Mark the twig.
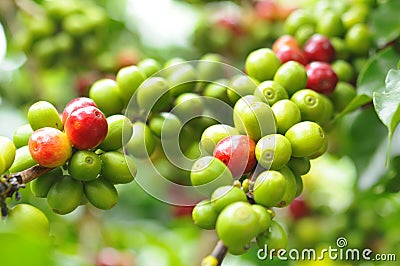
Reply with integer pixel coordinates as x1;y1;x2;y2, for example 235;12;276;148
201;240;228;266
0;165;52;217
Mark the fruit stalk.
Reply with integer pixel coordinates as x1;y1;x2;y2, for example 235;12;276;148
0;165;52;217
201;240;228;266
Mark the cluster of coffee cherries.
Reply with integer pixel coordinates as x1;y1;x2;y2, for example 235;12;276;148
13;0;115;69
6;97;136;215
189;38;355;256
273;31;360;113
192;0;295;58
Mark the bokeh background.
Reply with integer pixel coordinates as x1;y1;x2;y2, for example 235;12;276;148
1;0;400;265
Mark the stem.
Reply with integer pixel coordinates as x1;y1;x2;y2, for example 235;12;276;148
0;165;52;217
201;240;228;266
211;241;228;265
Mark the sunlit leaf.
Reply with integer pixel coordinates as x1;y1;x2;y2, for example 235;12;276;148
357;47;399;97
370;0;400;47
333;47;399;121
373;69;400;164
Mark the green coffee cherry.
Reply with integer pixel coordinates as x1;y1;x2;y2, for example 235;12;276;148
234;101;276;141
190;156;233;197
84;178;119;210
173;93;203;122
203;79;230;104
192;200;219;230
98;115;133;151
68;150;102;181
200;124;239;154
227;75;259;104
116;65;146;104
125;122;156;158
273;61;307;95
284;9;315;35
8;146;37;173
47;175;83;215
13;124;33;148
216;202;259;249
253;170;286;207
255;134;292;170
197;53;225;81
167;63;197;96
137;58;162;78
136;77;171;113
100;151;136;184
0;136;16;174
27;101;63;131
287;157;311;176
271;99;301;134
254;80;289;106
211;185;247;213
295;174;303;197
285;121;325;157
7;204;49;236
89;79;124;116
251;204;272;235
30;167;62;198
245;48;281;82
345;23;372;56
256;220;288;250
277;166;297;207
149;112;182;139
329;81;356;112
290;89;326;123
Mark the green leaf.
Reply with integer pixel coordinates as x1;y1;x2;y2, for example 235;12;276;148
333;94;371;122
373;69;400;164
333;47;399;121
357;47;399;97
370;0;400;47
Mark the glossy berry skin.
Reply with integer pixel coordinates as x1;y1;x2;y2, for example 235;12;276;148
254;80;288;106
216;202;259;250
253;170;286;207
255;134;292;170
192;200;219;230
213;135;257;178
13;124;33;148
28;101;63;131
275;45;308;66
211;185;247;212
61;97;97;125
190;156;233;197
29;127;72;168
306;62;338;95
273;61;308;95
0;136;16;174
303;34;335;63
47;175;83;215
285;121;325;157
272;35;300;52
200;124;239;155
245;48;281;82
64;106;108;150
68;150;102;181
271;99;301;134
84;178;118;210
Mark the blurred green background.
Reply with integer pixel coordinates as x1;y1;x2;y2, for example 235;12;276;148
1;0;400;265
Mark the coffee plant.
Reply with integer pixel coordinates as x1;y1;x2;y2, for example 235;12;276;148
1;0;400;265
